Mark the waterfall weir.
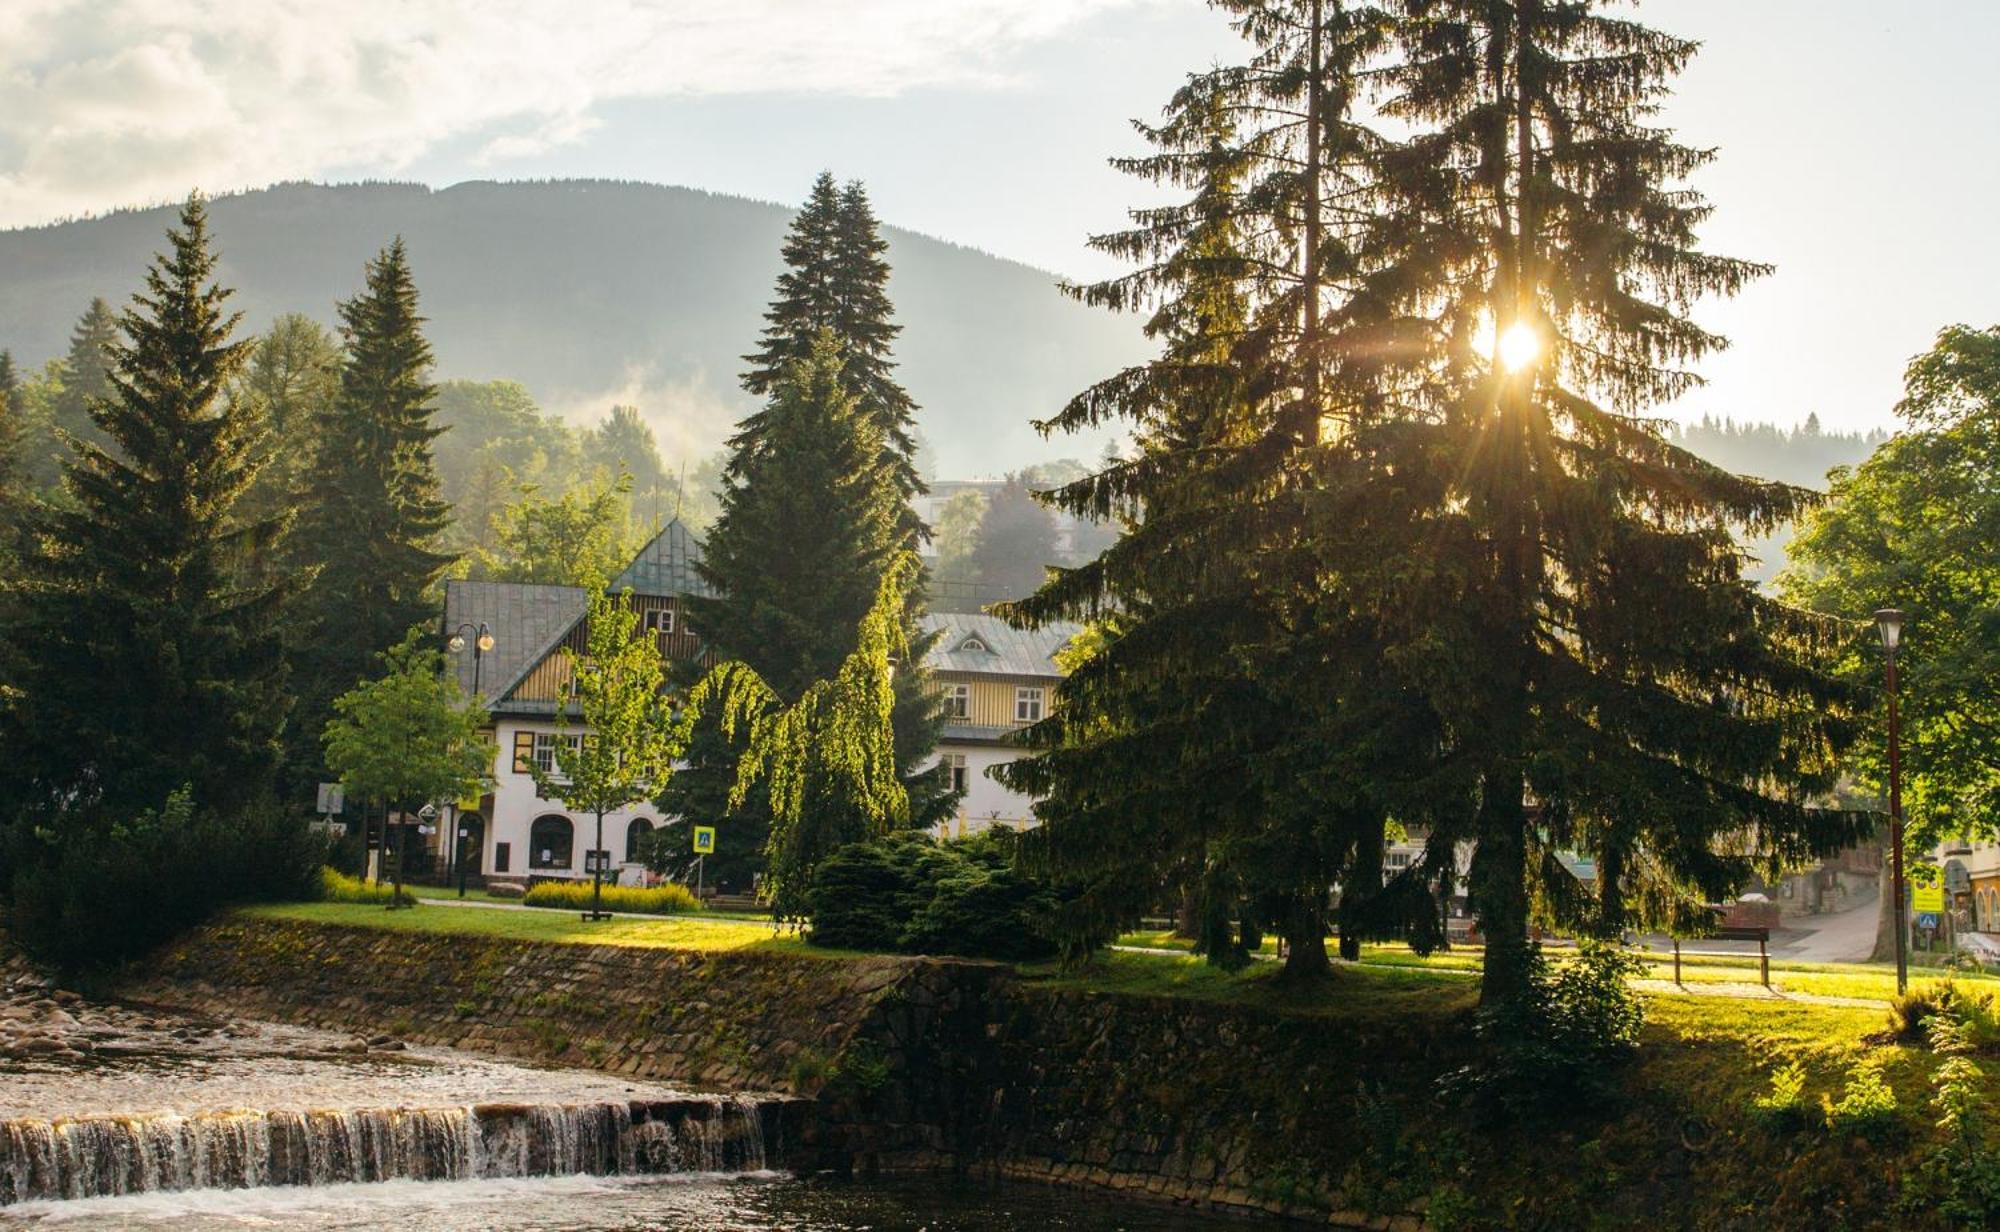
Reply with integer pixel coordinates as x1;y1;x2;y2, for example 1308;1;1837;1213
0;1095;789;1205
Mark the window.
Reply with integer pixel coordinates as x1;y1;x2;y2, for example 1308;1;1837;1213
494;842;511;873
943;754;969;795
512;730;535;774
625;818;654;864
643;608;676;636
942;683;970;720
529;815;574;870
531;732;583;777
956;636;990;654
1015;687;1045;723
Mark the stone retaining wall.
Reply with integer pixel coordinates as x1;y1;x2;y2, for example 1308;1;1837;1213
120;918;1427;1225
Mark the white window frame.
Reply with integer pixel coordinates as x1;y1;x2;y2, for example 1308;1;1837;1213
643;608;676;636
943;683;970;720
1015;686;1045;723
532;732;583;778
944;753;969;795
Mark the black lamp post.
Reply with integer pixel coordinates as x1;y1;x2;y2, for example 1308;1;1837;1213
1875;607;1907;996
448;621;495;697
448;621;495;894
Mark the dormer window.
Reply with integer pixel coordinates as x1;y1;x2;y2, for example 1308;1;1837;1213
957;635;990;654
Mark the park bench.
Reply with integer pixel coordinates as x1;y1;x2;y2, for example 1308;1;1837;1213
1671;926;1772;988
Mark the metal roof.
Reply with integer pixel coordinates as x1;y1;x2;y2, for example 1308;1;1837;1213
921;612;1079;679
441;579;588;707
612;520;712;598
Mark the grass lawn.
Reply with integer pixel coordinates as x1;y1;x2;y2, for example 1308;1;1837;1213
244;901;828;956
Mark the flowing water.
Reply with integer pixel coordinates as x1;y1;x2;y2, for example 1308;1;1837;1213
0;975;1245;1229
0;1173;1251;1229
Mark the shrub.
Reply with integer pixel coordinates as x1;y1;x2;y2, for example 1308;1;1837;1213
1824;1060;1901;1143
6;791;325;971
1438;941;1648;1120
1905;1016;2000;1226
1749;1060;1814;1134
805;829;1058;961
521;879;699;914
1890;980;2000;1049
319;867;417;906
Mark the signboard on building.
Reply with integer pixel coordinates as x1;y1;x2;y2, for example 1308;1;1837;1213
692;826;716;854
315;783;344;815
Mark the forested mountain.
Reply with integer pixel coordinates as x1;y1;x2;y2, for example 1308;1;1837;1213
1668;416;1889;581
0;180;1148;476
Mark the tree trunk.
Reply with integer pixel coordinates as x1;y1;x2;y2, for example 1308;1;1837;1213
1281;893;1331;981
1340;825;1385;961
1472;772;1531;1006
1175;886;1200;940
1595;841;1626;941
1870;864;1900;963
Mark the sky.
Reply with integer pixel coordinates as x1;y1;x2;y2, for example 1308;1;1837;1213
6;0;1997;436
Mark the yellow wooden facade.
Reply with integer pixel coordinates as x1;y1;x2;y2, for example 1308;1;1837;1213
506;595;707;704
931;671;1055;730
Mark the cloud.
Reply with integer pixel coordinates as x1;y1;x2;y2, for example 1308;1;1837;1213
0;0;1154;227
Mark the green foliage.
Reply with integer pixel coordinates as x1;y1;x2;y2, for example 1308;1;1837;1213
0;192;290;826
532;587;687;832
232;313;341;523
322;630;489;813
8;791;323;971
1905;1015;2000;1226
1439;944;1647;1120
47;297;118;459
1889;979;2000;1049
691;556;916;919
521;879;698;915
478;471;637;587
804;830;1056;961
1783;324;2000;848
1824;1060;1902;1143
319;866;416;906
289;239;456;788
1750;1060;1815;1135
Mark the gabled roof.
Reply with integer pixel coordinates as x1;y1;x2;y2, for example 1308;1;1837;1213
921;612;1080;679
442;579;588;706
612;519;712;598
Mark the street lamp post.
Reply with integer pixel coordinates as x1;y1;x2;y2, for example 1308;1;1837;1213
1875;608;1907;996
448;621;496;697
448;621;495;895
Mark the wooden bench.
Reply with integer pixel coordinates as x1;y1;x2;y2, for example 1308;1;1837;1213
1672;926;1772;987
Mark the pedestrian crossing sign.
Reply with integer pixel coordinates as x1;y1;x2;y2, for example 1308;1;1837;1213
692;825;716;854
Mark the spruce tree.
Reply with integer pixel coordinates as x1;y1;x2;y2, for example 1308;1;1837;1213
47;298;120;463
741;172;927;549
0;350;21;513
1324;0;1870;1003
234;313;341;522
289;239;455;788
0;194;289;823
999;1;1401;978
965;474;1061;604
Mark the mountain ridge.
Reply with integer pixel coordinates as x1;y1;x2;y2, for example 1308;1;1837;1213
0;178;1149;475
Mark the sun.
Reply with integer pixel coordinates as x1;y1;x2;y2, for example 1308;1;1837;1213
1496;321;1542;372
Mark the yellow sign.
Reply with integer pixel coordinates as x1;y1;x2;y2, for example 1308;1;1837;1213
692;825;716;855
1912;882;1945;913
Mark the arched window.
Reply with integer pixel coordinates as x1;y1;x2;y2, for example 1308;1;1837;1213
529;815;574;870
625;817;654;864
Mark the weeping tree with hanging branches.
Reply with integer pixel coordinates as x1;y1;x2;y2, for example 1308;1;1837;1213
1307;0;1874;1004
690;553;918;921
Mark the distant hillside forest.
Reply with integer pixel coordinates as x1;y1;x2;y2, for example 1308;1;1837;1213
1666;415;1889;581
0;180;1150;477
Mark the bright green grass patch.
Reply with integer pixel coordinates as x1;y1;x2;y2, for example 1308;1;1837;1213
1027;947;1478;1020
520;880;700;915
243;901;828;956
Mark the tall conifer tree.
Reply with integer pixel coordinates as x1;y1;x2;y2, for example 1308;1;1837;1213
1001;1;1401;977
1317;0;1870;1003
0;194;289;822
48;298;120;458
289;239;454;786
0;350;22;514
